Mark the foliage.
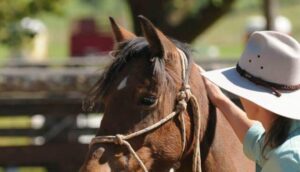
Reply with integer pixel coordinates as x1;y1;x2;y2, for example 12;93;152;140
126;0;236;42
79;0;130;27
0;0;66;48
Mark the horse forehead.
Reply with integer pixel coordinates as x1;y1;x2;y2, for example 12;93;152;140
116;75;153;91
117;76;128;90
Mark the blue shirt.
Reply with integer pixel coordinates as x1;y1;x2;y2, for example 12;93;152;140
243;121;300;172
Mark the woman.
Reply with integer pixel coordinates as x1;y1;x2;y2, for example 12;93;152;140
201;31;300;172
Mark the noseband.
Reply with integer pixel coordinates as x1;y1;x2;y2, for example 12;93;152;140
88;48;202;172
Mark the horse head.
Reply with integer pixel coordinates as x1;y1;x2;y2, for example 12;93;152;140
80;16;210;172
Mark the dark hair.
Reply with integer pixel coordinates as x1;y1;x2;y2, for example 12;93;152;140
262;115;292;158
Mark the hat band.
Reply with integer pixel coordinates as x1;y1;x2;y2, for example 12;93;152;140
236;64;300;97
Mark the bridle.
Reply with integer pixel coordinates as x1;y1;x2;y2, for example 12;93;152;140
88;48;202;172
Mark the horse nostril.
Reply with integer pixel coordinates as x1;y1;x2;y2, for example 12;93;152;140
92;147;105;160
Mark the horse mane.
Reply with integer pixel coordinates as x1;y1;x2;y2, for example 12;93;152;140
83;37;194;112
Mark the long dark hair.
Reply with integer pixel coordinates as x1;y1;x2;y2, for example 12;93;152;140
262;115;292;158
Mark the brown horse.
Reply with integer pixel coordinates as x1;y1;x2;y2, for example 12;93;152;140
80;16;254;172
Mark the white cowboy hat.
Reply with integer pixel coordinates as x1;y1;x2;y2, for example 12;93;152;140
202;31;300;120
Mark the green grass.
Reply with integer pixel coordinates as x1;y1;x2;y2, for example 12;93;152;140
0;116;31;129
0;116;32;146
38;0;130;61
192;1;300;59
0;46;9;63
0;137;32;146
0;167;46;172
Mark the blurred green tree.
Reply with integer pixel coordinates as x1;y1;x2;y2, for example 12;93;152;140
81;0;236;43
0;0;66;48
128;0;236;42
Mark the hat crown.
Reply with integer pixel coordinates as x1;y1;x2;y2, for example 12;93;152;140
239;31;300;86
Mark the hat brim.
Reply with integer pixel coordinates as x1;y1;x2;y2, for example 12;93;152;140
202;67;300;120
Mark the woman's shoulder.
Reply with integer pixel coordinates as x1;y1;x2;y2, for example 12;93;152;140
265;135;300;171
272;134;300;158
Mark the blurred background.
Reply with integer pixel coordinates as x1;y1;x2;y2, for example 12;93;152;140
0;0;298;61
0;0;298;171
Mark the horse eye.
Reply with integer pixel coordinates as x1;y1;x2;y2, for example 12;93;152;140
140;96;157;106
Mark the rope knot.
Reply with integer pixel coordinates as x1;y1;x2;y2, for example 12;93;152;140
176;100;187;111
114;134;125;145
177;88;191;102
176;85;192;111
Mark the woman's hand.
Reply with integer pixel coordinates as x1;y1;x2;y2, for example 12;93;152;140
199;66;254;142
199;67;229;106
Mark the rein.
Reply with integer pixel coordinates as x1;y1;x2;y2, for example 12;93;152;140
88;48;202;172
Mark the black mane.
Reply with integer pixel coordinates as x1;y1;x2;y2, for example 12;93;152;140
83;37;193;112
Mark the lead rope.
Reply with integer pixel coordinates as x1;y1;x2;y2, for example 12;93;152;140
88;48;202;172
89;111;179;172
190;94;202;172
177;48;188;157
177;48;202;172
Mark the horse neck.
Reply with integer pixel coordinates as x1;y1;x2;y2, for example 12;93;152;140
175;63;211;156
189;63;210;123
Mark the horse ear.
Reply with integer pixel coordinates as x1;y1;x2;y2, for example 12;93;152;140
109;17;136;43
138;15;177;58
